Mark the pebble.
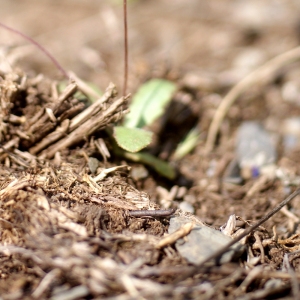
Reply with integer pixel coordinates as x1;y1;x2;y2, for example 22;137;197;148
168;217;244;265
282;81;300;105
179;201;195;214
88;157;100;174
236;121;277;178
232;48;265;72
223;158;243;184
233;1;291;29
282;117;300;152
130;165;149;181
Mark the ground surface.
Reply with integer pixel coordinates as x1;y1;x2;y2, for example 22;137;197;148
1;0;300;299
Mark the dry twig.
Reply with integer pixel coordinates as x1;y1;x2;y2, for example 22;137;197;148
176;188;300;282
205;46;300;153
156;222;194;249
40;93;128;158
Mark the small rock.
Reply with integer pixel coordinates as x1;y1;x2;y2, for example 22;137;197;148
282;81;300;105
223;158;243;184
233;48;265;72
169;217;244;265
130;165;149;181
88;157;100;174
282;117;300;152
183;194;196;204
179;201;194;214
236;121;277;178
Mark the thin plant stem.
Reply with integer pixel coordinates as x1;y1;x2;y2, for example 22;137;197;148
0;22;69;79
123;0;128;96
176;188;300;282
205;45;300;153
197;188;300;267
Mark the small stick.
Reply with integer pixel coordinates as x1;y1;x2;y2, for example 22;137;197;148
196;188;300;268
41;94;127;158
0;22;69;79
128;208;176;217
0;138;19;154
69;71;102;100
123;0;128;96
32;269;60;299
175;188;300;284
253;232;265;264
69;83;116;132
156;222;194;249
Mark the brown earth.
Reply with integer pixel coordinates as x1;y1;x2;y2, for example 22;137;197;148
1;0;300;299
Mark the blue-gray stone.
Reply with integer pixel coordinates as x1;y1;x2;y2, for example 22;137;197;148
236;121;276;170
169;217;244;265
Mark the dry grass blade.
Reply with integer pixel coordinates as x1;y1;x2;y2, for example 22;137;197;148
69;71;102;99
205;46;300;153
32;269;60;299
29;82;118;156
69;82;116;131
283;253;300;299
156;222;194;249
41;94;129;158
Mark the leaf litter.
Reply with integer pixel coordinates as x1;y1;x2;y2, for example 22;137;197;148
1;66;300;300
0;69;196;299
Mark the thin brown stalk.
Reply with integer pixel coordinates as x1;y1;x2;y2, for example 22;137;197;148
175;188;300;283
197;188;300;267
205;45;300;153
123;0;128;96
0;22;69;79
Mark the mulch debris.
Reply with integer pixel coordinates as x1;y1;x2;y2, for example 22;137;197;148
1;67;300;300
3;2;300;295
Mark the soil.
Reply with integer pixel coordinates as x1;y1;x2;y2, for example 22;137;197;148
1;0;300;299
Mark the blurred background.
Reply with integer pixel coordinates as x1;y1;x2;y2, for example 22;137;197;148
0;0;300;93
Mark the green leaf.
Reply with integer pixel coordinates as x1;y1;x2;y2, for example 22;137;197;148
123;151;176;180
113;126;153;153
124;79;177;128
173;127;200;160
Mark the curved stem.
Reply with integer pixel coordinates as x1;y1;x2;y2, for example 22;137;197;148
0;22;69;79
205;46;300;153
123;0;128;96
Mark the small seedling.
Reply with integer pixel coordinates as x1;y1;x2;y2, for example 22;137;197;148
0;1;197;179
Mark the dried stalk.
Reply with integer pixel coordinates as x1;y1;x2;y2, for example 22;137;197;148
196;188;300;267
29;119;70;155
29;83;119;155
69;82;116;132
156;222;194;249
22;82;78;150
40;95;129;158
205;46;300;153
